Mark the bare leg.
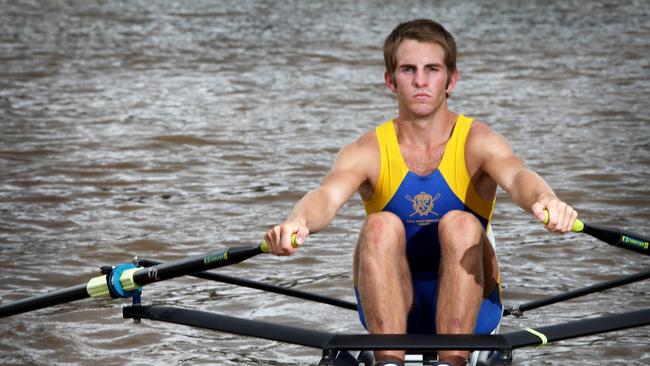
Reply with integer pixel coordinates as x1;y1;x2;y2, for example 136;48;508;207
436;211;499;365
353;212;413;364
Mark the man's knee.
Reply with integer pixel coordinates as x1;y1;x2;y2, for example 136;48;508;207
439;210;482;233
359;211;405;250
354;212;409;286
438;210;484;252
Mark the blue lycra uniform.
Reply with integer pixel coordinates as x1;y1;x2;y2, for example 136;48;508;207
356;114;502;334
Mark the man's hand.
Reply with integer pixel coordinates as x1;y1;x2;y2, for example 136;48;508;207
264;221;309;256
531;197;578;233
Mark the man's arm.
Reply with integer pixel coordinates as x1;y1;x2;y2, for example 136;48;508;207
264;134;375;255
468;122;577;233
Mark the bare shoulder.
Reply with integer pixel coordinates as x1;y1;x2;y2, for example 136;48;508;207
467;119;512;157
468;119;495;139
335;129;378;163
464;119;519;182
327;128;379;198
351;129;378;150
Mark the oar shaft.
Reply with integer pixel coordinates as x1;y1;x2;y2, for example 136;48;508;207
0;284;89;318
543;210;649;255
0;246;262;319
137;258;358;311
129;235;300;287
505;268;650;316
0;236;297;319
582;224;650;255
130;245;264;287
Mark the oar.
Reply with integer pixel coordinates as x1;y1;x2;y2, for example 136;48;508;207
0;236;297;319
136;258;358;311
544;210;649;255
504;268;650;317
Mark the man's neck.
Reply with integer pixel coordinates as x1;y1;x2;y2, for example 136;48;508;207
394;108;457;147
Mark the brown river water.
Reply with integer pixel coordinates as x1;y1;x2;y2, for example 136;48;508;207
0;1;648;365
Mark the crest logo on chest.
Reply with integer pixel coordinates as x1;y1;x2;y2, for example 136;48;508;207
406;191;441;217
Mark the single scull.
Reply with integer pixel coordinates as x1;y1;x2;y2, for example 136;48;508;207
0;217;648;365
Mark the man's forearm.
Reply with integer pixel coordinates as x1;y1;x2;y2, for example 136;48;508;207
509;169;557;213
286;188;339;234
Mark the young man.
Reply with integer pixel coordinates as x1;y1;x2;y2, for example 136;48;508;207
264;19;577;366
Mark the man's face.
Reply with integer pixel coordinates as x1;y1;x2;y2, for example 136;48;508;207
386;40;456;118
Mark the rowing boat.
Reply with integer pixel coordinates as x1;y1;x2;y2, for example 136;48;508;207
0;217;648;365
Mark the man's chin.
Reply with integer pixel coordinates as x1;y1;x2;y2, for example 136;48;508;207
410;106;436;118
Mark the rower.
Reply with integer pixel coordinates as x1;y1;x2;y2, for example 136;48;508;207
265;18;577;366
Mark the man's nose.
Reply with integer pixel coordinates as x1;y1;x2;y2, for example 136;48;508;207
413;68;428;87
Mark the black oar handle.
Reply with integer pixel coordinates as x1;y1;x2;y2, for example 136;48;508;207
129;234;298;288
129;245;264;288
543;210;649;256
582;224;650;255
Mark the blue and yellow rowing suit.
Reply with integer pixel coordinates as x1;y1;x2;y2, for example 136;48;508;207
355;114;502;334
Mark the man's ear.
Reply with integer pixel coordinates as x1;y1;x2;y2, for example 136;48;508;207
384;70;397;94
446;69;459;95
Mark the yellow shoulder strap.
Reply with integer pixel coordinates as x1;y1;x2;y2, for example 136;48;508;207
438;115;494;219
364;120;408;214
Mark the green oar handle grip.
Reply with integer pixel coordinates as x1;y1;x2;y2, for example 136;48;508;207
543;209;584;232
260;233;299;253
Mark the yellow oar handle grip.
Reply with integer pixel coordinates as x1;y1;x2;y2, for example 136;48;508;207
543;209;584;232
260;233;299;253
